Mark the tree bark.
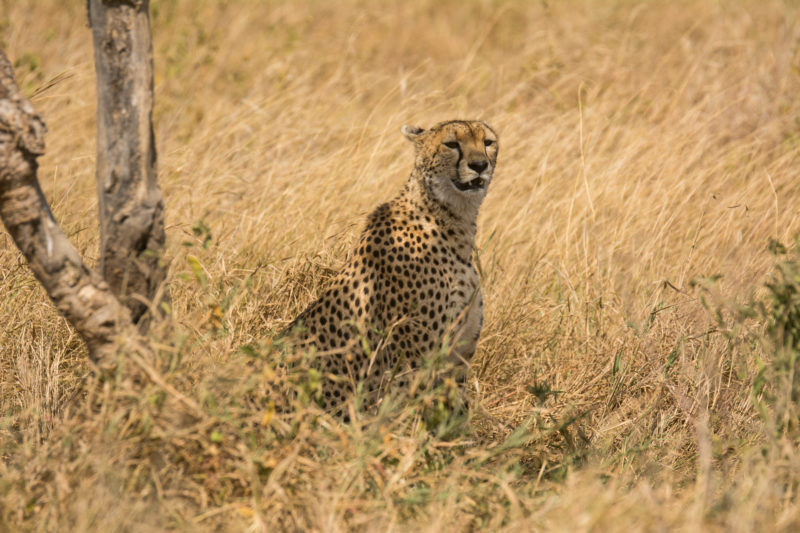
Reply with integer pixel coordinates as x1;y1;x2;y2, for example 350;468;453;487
0;50;133;367
88;0;167;326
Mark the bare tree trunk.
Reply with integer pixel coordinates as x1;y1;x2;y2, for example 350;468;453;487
88;0;167;326
0;50;133;367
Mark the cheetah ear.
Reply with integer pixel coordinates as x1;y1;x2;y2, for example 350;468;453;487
401;125;425;142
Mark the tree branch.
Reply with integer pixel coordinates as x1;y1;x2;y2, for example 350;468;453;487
0;49;133;367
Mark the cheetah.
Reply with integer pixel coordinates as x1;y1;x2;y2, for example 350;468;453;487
285;119;499;414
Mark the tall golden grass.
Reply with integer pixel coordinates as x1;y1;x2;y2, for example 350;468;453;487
2;0;800;530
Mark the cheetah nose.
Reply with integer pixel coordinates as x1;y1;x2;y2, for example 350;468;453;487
468;161;488;173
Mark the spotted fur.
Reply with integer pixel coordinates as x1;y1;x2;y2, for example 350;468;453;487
286;119;499;413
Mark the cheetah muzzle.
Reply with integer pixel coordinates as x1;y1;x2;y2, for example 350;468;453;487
283;119;499;417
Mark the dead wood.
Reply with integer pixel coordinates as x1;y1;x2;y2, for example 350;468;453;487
0;49;133;367
88;0;168;326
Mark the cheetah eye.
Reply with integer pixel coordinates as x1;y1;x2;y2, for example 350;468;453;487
443;141;459;150
484;139;495;147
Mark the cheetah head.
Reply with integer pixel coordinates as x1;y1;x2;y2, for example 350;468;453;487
402;120;498;216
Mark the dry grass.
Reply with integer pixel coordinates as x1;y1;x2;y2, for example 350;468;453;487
2;0;800;530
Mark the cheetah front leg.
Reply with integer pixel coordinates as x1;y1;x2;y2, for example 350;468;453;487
448;289;483;377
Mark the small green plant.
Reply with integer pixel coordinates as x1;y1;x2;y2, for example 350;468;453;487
702;238;800;441
527;377;562;404
751;240;800;438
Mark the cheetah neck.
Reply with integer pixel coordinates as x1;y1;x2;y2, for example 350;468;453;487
399;171;479;257
412;170;482;220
